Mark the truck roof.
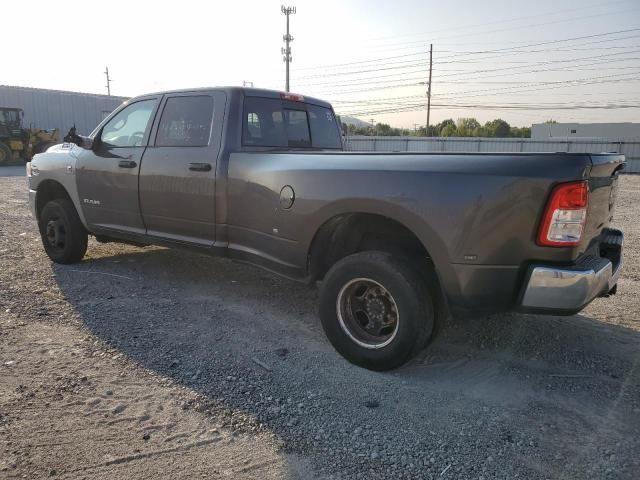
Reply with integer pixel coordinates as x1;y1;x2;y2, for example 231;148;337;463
133;87;334;109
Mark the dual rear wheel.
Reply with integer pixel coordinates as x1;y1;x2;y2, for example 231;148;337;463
319;251;436;371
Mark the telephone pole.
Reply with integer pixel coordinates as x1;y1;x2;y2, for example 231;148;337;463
281;5;296;92
426;44;433;136
243;80;254;87
104;66;112;96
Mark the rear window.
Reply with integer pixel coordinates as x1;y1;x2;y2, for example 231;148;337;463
242;97;341;149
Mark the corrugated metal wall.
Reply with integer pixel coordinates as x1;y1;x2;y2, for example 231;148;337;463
0;86;127;138
345;136;640;173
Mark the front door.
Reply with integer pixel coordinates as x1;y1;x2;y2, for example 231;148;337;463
138;92;224;245
76;97;159;235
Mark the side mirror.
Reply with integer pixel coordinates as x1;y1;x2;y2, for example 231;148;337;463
64;126;95;150
79;135;95;150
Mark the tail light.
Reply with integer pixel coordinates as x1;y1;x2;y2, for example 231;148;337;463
537;180;589;247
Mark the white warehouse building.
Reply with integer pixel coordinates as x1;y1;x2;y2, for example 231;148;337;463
531;122;640;140
0;85;127;138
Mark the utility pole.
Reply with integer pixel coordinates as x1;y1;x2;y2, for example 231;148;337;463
370;118;376;135
281;5;296;92
426;44;433;136
104;66;112;96
243;80;254;87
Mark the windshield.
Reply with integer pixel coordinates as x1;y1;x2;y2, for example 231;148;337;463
0;109;20;127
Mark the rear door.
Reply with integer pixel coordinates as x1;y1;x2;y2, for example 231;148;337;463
138;91;225;245
76;97;159;234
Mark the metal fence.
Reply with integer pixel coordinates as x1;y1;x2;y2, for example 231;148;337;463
345;136;640;173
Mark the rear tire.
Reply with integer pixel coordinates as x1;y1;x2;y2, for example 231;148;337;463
38;199;88;264
0;143;12;166
319;251;435;371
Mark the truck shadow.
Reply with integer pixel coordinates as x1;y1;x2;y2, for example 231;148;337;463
52;243;640;476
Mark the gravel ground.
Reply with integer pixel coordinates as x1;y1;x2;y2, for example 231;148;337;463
1;165;639;479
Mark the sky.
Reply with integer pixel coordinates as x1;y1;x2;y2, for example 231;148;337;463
5;0;640;128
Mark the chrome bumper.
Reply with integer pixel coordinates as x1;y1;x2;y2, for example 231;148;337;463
520;230;623;312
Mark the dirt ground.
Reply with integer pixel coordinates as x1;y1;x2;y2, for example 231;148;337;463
1;165;639;479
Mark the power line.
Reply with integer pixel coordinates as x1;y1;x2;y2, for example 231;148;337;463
338;78;639;115
340;102;640;115
291;29;640;75
358;7;640;52
338;95;640;115
317;69;640;97
295;61;429;80
431;52;640;80
333;90;639;106
306;52;640;93
430;70;640;99
293;50;425;72
297;57;638;91
359;0;633;44
295;49;640;89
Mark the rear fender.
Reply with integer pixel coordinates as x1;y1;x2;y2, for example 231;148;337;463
304;198;462;306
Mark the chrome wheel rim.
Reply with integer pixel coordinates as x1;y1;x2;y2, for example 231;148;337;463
336;277;399;349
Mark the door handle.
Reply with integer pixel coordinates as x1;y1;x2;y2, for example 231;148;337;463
189;162;212;172
118;160;137;168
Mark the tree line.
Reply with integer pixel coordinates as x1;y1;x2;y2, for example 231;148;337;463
341;118;531;138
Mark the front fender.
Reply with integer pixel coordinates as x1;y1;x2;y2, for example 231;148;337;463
28;144;88;228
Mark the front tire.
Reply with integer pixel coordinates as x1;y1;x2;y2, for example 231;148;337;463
319;251;435;371
38;199;88;264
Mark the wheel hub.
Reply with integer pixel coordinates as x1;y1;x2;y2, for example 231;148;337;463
45;219;66;250
366;297;386;320
336;278;400;350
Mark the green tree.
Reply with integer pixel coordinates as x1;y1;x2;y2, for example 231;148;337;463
435;119;455;136
473;126;489;137
440;124;457;137
485;119;511;137
374;123;402;136
509;126;531;138
456;118;480;137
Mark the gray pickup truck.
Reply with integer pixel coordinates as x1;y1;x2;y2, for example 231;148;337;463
27;87;624;370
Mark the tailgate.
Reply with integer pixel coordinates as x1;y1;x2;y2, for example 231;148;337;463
583;153;625;245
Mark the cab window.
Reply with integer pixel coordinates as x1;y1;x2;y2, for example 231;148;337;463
101;99;157;147
242;97;341;149
155;96;214;147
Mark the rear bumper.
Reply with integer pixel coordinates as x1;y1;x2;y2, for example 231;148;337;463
519;229;623;314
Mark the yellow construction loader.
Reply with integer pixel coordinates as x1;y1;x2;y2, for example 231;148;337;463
0;107;59;165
